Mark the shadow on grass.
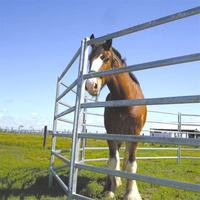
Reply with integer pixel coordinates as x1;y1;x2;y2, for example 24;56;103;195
0;173;101;200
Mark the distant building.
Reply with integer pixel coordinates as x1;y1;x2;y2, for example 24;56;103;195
150;130;172;138
150;123;200;139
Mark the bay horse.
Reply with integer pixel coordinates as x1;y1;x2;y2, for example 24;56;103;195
85;34;147;200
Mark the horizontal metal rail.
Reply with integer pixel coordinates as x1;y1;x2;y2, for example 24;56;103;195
59;101;72;108
53;132;200;147
83;147;110;150
50;167;69;193
180;157;200;159
54;149;71;153
59;47;81;81
60;81;77;94
72;193;94;200
83;147;200;151
81;95;200;108
83;156;200;162
84;147;176;151
83;157;179;162
78;133;200;146
147;120;178;125
84;53;200;80
87;112;103;116
75;163;200;193
182;113;200;117
53;133;73;137
181;149;200;151
53;164;70;171
149;130;198;135
87;7;200;45
86;123;104;128
57;118;73;124
52;151;71;165
57;101;198;123
55;106;75;120
86;109;180;118
57;79;78;102
181;123;200;126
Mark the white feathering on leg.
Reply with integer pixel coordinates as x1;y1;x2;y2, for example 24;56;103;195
107;151;122;187
124;161;142;200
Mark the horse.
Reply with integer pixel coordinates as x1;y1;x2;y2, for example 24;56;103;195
85;34;147;200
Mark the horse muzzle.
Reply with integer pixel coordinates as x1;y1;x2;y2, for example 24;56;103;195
85;78;100;96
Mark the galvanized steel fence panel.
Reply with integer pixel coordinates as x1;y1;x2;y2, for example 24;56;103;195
49;6;200;199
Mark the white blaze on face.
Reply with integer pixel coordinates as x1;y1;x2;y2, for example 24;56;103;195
90;54;103;72
85;54;103;96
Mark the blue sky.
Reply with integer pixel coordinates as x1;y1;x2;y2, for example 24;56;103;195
0;0;200;132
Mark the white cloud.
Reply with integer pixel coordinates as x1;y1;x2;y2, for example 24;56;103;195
0;113;53;130
0;108;7;112
30;112;38;116
0;115;18;128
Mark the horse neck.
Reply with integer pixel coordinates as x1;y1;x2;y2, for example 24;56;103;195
107;62;139;100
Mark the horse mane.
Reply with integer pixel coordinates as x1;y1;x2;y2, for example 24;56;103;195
89;43;140;86
112;47;140;86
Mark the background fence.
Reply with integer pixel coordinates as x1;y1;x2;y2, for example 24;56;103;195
49;6;200;200
0;127;44;134
79;109;200;165
0;127;71;135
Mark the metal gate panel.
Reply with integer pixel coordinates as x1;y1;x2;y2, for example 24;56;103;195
49;6;200;200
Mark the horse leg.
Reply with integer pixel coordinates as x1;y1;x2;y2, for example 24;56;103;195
103;140;122;198
124;142;142;200
123;141;130;171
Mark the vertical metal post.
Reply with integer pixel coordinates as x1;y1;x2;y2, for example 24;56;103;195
49;77;60;188
177;112;182;164
80;96;88;163
68;38;89;199
43;125;47;148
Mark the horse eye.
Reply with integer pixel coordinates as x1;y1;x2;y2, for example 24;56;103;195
103;58;109;63
100;55;105;60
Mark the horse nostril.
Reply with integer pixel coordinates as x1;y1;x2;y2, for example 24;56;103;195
85;84;87;91
94;83;98;89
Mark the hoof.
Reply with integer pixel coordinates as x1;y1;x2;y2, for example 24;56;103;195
116;176;122;187
123;193;142;200
108;191;115;198
103;191;116;199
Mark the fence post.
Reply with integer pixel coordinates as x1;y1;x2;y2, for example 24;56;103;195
177;112;182;164
80;96;88;164
67;38;89;199
43;126;47;148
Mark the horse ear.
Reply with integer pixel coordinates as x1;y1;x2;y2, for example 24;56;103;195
104;39;112;51
90;34;95;48
90;34;95;39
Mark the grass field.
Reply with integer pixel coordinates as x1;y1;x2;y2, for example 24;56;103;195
0;132;200;200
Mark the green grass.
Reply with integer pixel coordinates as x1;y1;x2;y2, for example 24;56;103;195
0;132;200;200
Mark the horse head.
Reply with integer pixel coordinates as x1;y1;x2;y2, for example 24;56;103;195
85;34;115;96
